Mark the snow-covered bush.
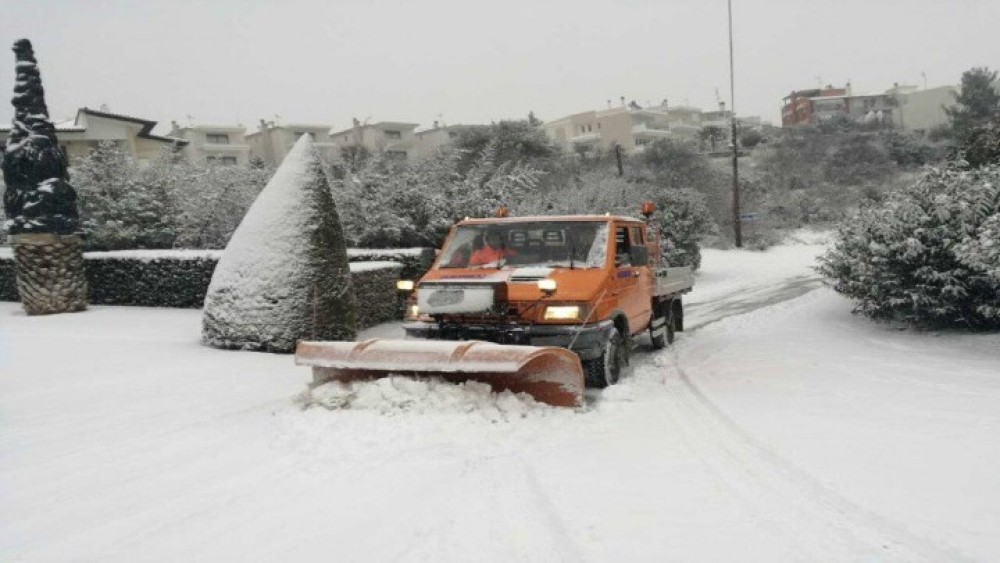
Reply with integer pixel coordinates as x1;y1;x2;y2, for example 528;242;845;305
74;142;179;249
819;165;1000;328
962;120;1000;168
334;144;542;248
72;142;272;250
203;136;357;352
543;169;714;269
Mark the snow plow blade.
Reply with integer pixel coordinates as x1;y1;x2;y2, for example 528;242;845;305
295;339;585;408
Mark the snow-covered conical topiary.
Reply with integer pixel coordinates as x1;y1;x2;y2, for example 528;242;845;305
202;135;357;352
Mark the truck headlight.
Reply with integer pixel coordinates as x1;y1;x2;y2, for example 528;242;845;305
407;304;420;318
544;305;581;320
397;280;415;291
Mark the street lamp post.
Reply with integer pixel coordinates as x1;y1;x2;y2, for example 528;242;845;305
728;0;743;247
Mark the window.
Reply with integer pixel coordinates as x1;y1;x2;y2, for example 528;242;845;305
207;156;238;166
630;226;643;244
384;130;402;140
206;133;230;144
437;222;609;269
615;226;631;267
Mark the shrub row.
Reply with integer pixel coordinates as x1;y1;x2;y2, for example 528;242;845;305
347;247;436;281
0;249;430;329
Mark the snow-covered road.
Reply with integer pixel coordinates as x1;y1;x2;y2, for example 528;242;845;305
2;237;999;562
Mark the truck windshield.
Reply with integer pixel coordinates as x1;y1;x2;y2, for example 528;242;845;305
437;221;609;269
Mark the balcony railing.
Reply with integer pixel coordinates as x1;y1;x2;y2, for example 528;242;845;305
631;123;672;137
569;132;600;144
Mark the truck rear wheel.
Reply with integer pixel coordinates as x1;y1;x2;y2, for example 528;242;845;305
584;330;628;388
649;300;675;349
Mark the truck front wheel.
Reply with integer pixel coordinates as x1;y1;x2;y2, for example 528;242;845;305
584;330;628;388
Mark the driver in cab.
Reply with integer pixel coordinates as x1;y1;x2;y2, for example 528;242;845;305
469;228;516;266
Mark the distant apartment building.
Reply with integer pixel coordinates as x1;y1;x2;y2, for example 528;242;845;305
781;87;851;127
413;122;476;159
246;120;339;166
169;123;252;166
543;104;688;154
892;85;958;133
328;119;420;160
0;107;186;164
542;99;763;154
782;83;957;132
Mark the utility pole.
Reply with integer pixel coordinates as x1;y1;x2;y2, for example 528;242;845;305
728;0;742;247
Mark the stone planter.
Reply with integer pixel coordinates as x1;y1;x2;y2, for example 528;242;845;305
11;233;87;315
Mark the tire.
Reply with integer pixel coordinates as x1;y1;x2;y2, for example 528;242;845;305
649;301;675;349
584;330;628;388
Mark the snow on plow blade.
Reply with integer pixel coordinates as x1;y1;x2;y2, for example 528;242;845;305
295;339;585;407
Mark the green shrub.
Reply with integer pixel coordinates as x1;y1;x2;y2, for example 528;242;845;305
819;165;1000;328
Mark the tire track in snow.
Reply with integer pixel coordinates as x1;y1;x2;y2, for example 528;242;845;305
386;454;586;563
665;357;973;562
683;274;824;332
637;277;974;562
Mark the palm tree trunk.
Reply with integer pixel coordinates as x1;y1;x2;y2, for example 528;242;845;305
11;233;88;315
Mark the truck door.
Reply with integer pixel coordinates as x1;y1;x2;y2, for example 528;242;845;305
612;224;649;334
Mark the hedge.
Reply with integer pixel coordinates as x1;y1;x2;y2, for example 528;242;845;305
0;248;433;329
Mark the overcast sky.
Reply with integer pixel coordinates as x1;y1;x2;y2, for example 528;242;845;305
2;0;998;133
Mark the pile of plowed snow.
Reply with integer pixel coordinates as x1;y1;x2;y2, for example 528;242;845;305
299;377;566;421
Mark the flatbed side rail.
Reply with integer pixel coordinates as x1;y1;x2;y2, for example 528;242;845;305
654;266;694;297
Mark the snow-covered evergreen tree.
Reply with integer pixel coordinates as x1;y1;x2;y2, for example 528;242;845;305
2;39;80;236
2;39;87;315
819;165;1000;328
202;136;357;352
334;143;541;248
70;143;272;250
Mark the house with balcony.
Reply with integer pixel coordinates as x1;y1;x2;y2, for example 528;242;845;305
245;120;339;166
780;83;949;129
542;103;701;154
169;123;252;166
327;119;420;160
0;107;186;165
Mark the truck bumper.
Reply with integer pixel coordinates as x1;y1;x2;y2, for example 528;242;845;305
403;320;615;361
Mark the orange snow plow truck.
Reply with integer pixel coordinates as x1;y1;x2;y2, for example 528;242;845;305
295;203;694;407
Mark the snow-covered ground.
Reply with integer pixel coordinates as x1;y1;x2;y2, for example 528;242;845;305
2;233;999;562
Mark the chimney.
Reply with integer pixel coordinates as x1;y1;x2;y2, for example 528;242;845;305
259;118;268;129
620;96;626;107
719;101;726;112
433;120;439;128
661;98;669;108
607;99;612;109
352;117;361;128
